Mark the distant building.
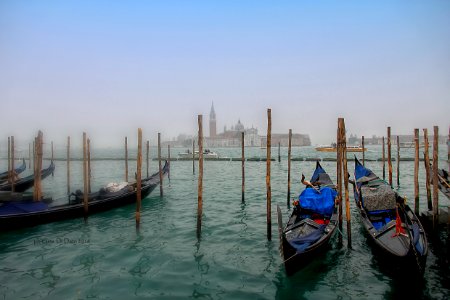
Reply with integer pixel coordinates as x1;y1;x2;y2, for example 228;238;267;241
206;119;259;147
260;134;311;147
209;103;217;138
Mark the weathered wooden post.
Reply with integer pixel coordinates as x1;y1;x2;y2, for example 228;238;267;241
168;144;171;182
87;138;91;193
278;142;281;163
7;137;10;183
136;128;142;228
158;133;163;196
83;132;88;216
67;136;71;195
241;131;245;203
146;140;149;178
192;139;195;175
432;126;439;228
33;131;43;201
448;126;450;173
382;136;386;181
362;135;365;166
287;129;292;208
397;136;400;187
339;118;352;248
266;109;272;241
414;129;419;214
125;137;128;182
29;143;32;169
11;136;15;192
197;115;204;239
51;141;54;176
337;126;343;235
423;129;432;211
387;127;393;187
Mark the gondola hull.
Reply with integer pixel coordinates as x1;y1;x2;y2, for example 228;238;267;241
0;161;55;192
353;157;428;272
0;162;168;231
0;159;26;180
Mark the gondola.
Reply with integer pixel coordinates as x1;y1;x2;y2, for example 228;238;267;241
0;158;26;181
352;157;427;271
277;161;340;275
0;161;169;231
0;161;55;192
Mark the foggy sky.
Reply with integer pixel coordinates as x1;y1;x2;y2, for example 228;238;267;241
1;1;449;149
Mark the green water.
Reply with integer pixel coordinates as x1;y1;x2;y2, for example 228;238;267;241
0;146;449;299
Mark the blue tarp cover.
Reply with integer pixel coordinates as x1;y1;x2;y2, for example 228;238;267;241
0;201;48;215
299;187;336;216
289;224;326;253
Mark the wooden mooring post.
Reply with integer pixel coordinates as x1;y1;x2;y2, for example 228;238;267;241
28;143;31;169
67;136;71;195
287;129;292;208
11;136;15;192
83;132;88;217
51;141;54;176
278;142;281;163
136;128;142;228
414;129;419;214
382;137;386;181
362;135;365;166
397;135;400;187
168;144;171;182
266;109;272;241
339;118;351;248
432;126;439;228
337;126;343;236
158;133;163;196
387;127;393;187
423;129;432;211
125;137;128;182
7;137;10;184
241;132;245;203
87;138;91;193
146;140;149;178
192;139;195;175
33;131;43;201
197;115;204;239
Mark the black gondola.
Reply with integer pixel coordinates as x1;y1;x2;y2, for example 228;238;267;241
0;161;169;231
0;161;55;192
352;157;428;271
0;158;26;181
277;161;340;275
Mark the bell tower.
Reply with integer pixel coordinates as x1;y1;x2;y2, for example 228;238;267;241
209;102;216;138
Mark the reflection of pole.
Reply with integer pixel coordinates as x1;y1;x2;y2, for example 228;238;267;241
197;115;203;239
266;109;272;241
414;129;419;214
287;129;292;208
423;129;432;211
136;128;142;228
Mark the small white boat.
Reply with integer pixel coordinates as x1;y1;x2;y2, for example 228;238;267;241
315;143;366;152
178;149;219;159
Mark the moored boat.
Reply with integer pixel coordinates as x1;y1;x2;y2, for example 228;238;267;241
0;161;55;192
277;161;340;275
352;157;428;271
0;161;169;231
315;143;366;152
0;158;26;181
178;149;219;159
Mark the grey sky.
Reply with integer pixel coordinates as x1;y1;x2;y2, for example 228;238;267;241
1;1;449;149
